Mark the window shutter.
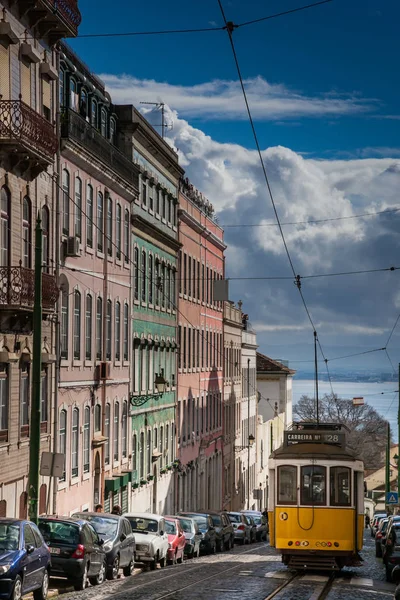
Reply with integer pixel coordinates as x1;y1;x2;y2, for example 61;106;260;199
0;44;10;99
42;77;51;117
30;63;36;110
21;60;31;106
10;45;20;100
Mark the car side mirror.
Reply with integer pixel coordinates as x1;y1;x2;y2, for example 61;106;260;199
120;533;127;542
97;539;104;546
26;544;35;555
159;531;164;536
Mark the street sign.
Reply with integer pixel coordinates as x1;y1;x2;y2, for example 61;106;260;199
40;452;65;478
386;492;399;505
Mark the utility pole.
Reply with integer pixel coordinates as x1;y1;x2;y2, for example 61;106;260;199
386;422;391;512
28;216;42;524
247;358;250;510
398;363;400;496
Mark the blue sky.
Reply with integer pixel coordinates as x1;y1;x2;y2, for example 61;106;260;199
69;0;400;375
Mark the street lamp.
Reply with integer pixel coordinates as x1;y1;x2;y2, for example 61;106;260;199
130;373;168;407
234;434;256;452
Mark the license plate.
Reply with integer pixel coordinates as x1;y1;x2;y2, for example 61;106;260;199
49;547;60;555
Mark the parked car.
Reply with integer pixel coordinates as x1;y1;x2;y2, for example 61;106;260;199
246;515;258;543
382;519;400;581
174;516;202;559
72;513;135;580
375;518;389;557
227;512;252;545
0;518;50;600
123;513;168;570
178;513;217;555
38;516;105;591
163;518;185;565
372;513;387;538
242;511;268;541
391;565;400;599
203;511;234;552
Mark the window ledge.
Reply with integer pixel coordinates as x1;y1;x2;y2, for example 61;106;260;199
70;477;80;486
84;360;94;367
72;360;83;367
86;246;94;255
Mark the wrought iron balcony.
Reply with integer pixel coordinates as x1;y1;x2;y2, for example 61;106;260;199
0;99;58;179
0;265;59;312
61;108;139;188
20;0;81;41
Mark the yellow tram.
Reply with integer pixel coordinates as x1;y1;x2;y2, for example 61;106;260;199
268;422;364;570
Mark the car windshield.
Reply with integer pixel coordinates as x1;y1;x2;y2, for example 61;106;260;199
228;514;242;523
38;521;79;546
164;520;176;534
252;516;262;525
189;516;207;531
80;517;118;539
178;519;193;533
211;516;222;526
126;518;159;534
0;524;20;551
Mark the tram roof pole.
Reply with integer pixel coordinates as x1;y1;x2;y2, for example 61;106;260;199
314;331;319;425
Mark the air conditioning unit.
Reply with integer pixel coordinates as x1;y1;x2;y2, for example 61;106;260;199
66;236;80;257
99;361;111;380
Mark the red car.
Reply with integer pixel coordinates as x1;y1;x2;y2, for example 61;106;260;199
164;517;186;565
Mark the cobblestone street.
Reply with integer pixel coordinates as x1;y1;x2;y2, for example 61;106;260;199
54;531;396;600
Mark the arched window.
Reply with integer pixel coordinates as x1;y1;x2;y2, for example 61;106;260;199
166;267;170;309
96;297;102;360
123;303;129;361
94;404;101;433
59;69;65;107
83;406;90;473
62;170;70;235
60;279;69;359
91;98;98;128
105;403;110;465
85;294;92;360
155;259;160;306
106;195;112;256
122;400;127;458
73;290;81;360
59;409;67;481
139;431;144;479
22;197;31;268
0;186;10;267
86;184;93;248
106;300;112;360
41;206;50;272
114;401;119;461
97;192;104;252
80;89;87;118
124;209;129;263
71;407;79;477
70;78;77;110
100;108;107;137
141;250;146;302
134;247;139;300
161;262;165;308
115;301;121;361
171;269;176;308
167;195;171;223
148;254;153;304
110;117;116;145
146;430;152;476
116;203;121;259
74;177;82;239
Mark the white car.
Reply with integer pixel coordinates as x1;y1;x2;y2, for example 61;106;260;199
123;513;169;570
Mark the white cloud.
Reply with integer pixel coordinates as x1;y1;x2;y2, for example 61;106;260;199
101;74;376;121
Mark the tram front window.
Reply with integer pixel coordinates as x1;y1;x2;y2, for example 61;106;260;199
277;465;297;504
301;466;326;505
330;467;351;506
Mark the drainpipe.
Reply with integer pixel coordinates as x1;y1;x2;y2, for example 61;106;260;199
101;194;108;507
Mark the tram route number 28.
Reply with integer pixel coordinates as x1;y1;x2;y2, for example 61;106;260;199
284;432;345;447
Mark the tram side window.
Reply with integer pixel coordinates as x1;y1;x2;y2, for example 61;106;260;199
330;467;351;506
277;465;297;504
301;466;326;506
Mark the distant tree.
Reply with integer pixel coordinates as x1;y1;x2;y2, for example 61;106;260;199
293;394;389;470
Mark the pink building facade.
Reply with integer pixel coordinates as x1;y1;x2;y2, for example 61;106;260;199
176;179;225;511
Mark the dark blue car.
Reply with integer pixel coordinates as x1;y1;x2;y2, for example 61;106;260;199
0;519;50;600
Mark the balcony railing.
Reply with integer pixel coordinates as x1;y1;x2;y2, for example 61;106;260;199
0;99;58;163
0;266;59;312
61;108;138;187
49;0;82;35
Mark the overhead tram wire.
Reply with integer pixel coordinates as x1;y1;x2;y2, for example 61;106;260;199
50;174;285;428
237;0;334;28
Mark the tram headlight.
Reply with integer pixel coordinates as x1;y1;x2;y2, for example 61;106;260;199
288;541;293;546
334;542;339;547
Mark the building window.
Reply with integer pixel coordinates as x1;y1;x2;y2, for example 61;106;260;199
161;263;165;308
80;89;87;118
115;301;121;361
183;254;187;295
106;300;112;360
96;297;102;360
132;434;137;473
141;250;146;302
167;195;171;222
91;99;98;128
0;364;8;441
149;185;154;211
59;69;65;106
41;368;48;430
146;430;151;476
97;192;104;252
114;402;119;462
139;432;144;479
106;196;112;256
74;177;82;239
22;197;31;268
61;284;69;359
59;410;66;481
94;404;101;433
171;270;176;308
73;290;81;360
162;192;166;219
110;117;116;145
166;268;171;309
148;255;153;304
155;260;160;306
71;407;79;477
123;303;129;361
85;294;92;360
42;206;50;271
83;406;90;473
100;108;107;137
122;400;127;458
116;203;121;259
134;247;139;300
86;184;93;248
183;327;186;369
62;170;69;235
142;182;147;206
124;209;129;263
105;404;110;465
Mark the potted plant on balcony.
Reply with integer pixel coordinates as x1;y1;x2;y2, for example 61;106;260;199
147;474;154;481
140;478;147;486
132;482;139;489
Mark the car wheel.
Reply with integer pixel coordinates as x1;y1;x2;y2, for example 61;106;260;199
177;551;183;564
74;564;88;591
122;558;134;577
218;539;224;552
196;546;200;558
150;558;157;570
386;565;393;582
90;561;107;585
376;545;382;558
108;555;120;580
33;569;49;600
159;555;166;568
12;576;22;600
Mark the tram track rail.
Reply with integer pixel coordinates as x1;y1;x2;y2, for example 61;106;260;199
264;572;335;600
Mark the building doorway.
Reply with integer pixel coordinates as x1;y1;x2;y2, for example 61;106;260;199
94;452;100;508
152;464;157;514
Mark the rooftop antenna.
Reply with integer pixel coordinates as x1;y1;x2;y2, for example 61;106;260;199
140;102;172;139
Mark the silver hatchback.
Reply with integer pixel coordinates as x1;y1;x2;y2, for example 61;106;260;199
227;512;252;545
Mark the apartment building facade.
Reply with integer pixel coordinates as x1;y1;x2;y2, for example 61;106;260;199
56;43;140;515
0;0;80;517
177;178;225;512
116;106;182;515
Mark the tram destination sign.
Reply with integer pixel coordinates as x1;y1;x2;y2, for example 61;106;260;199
284;431;345;447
